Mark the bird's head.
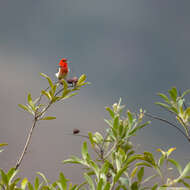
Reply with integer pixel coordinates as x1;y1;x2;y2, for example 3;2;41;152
59;58;68;68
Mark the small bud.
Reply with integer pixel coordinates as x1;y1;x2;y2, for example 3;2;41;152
67;77;78;85
73;128;80;134
112;103;118;112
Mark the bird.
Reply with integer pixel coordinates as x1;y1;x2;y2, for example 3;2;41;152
55;58;69;80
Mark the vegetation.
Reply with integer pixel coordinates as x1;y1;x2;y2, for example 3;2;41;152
1;72;190;190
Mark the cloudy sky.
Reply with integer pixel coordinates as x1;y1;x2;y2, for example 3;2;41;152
0;0;190;183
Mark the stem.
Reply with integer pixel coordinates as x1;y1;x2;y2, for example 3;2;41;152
145;113;190;142
38;101;52;118
155;166;165;185
100;133;109;159
15;82;74;170
176;115;190;138
104;142;117;159
15;118;37;170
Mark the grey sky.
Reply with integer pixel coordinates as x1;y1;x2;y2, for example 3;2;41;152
0;0;190;183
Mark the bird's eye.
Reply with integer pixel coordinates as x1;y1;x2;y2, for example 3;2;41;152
62;58;67;62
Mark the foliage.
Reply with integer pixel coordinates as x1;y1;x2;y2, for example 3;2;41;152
15;73;89;169
18;73;89;120
0;143;8;153
156;87;190;141
1;71;190;190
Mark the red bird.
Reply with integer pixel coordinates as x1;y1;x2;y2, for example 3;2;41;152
55;58;69;80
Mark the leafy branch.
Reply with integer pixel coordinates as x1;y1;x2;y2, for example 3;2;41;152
15;73;89;170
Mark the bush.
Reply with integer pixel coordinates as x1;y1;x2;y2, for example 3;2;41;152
1;71;190;190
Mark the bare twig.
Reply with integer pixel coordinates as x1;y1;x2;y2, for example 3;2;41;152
15;117;37;170
145;113;190;142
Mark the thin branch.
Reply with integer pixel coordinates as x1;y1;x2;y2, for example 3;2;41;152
15;118;37;170
65;133;89;139
104;142;117;159
99;133;109;159
145;113;190;142
54;84;74;97
15;81;76;170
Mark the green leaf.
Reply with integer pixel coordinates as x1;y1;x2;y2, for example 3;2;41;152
21;178;28;190
130;166;138;179
182;89;190;98
101;161;110;176
52;84;57;96
127;111;133;126
157;93;170;104
177;162;190;180
169;87;178;102
12;178;21;186
18;104;34;115
40;73;53;89
62;93;78;100
143;152;156;166
167;159;182;174
103;182;111;190
60;79;68;90
82;142;88;160
62;156;85;165
142;174;157;185
104;119;113;128
167;147;176;157
77;74;86;85
115;185;127;190
78;81;90;87
158;156;165;167
88;160;99;178
119;177;129;187
28;93;35;111
61;89;71;99
136;162;152;168
7;168;18;184
37;172;49;185
151;184;158;190
155;102;171;112
126;154;141;166
41;90;52;100
131;181;138;190
113;116;119;130
28;182;34;190
184;107;190;117
58;173;68;190
97;178;103;190
40;116;56;120
0;143;8;147
105;107;115;118
84;173;95;190
93;132;103;144
34;177;39;190
0;169;8;186
114;157;136;184
137;167;144;183
129;122;150;136
178;179;190;188
88;132;95;147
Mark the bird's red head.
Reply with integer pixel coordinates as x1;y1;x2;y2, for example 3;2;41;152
59;58;68;68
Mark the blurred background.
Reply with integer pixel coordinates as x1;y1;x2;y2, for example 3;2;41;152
0;0;190;184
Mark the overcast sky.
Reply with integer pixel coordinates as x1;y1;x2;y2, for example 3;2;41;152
0;0;190;183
